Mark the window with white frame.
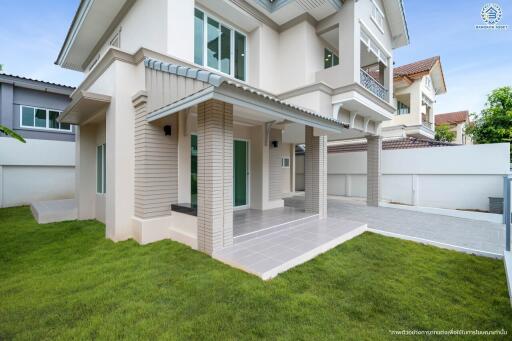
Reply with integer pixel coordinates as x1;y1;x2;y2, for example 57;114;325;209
20;105;71;131
371;0;385;32
97;144;106;194
324;48;339;69
397;100;410;115
425;76;433;90
281;157;290;168
194;8;247;81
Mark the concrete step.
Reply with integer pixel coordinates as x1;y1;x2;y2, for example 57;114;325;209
31;199;77;224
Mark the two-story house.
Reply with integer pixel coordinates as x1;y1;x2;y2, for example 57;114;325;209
435;110;472;144
381;56;447;140
0;73;75;208
55;0;408;259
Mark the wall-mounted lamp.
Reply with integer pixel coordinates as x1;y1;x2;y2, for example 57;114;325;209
271;140;279;148
164;125;172;136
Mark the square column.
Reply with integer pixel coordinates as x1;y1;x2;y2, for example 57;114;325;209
366;136;382;207
197;100;233;255
305;126;328;218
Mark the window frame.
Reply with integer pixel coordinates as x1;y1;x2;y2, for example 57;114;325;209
96;143;106;194
396;100;410;115
370;0;385;33
425;76;433;90
194;7;248;82
281;157;290;168
19;105;72;132
324;47;339;69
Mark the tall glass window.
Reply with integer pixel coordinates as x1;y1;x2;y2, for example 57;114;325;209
234;31;246;81
194;8;246;81
207;17;220;69
191;135;197;206
324;48;339;69
97;144;106;194
194;9;204;65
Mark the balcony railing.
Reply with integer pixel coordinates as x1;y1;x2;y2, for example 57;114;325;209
360;68;388;102
422;114;433;129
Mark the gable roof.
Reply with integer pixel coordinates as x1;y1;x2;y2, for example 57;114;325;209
435;111;470;125
393;56;447;94
394;56;439;78
328;137;456;153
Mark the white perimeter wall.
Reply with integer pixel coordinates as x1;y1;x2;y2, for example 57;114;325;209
0;137;75;207
297;143;510;211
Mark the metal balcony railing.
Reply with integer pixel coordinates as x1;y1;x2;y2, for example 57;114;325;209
360;68;388;102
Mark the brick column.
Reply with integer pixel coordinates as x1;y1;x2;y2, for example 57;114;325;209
305;126;327;218
366;135;382;207
197;100;233;255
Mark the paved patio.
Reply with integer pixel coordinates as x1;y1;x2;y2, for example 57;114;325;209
285;195;506;256
215;216;366;280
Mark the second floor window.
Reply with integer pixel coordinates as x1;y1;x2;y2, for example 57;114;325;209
324;48;339;69
425;76;433;90
20;105;71;132
194;8;246;81
397;100;410;115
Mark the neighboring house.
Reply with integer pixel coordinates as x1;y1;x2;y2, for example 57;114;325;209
0;74;75;207
381;56;447;140
55;0;408;253
435;110;472;144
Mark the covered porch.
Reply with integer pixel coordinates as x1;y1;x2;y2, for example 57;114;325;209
134;58;383;263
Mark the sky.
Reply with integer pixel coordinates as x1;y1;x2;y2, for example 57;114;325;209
0;0;511;115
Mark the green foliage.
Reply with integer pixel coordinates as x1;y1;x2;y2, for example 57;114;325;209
0;125;25;143
1;206;511;339
435;123;456;142
465;86;512;158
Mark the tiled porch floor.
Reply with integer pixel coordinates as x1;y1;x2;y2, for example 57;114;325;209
215;216;366;280
234;206;317;242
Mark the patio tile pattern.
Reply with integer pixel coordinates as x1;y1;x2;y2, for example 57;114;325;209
215;216;366;280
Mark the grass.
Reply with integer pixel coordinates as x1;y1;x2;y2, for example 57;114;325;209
1;206;511;340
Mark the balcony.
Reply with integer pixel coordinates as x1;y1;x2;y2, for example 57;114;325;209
360;68;388;102
422;114;433;130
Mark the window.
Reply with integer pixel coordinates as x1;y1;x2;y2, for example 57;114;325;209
97;144;106;194
194;8;247;81
371;0;385;32
324;48;339;69
281;157;290;168
397;101;410;115
425;76;433;90
20;106;71;131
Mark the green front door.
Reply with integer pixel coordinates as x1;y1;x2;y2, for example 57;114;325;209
233;140;248;208
191;137;248;207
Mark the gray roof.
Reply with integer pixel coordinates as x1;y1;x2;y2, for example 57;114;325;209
144;58;345;127
0;73;75;90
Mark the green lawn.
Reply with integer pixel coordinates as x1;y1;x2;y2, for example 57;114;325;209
1;206;511;340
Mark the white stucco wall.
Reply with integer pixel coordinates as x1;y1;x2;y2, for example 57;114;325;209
0;137;75;207
296;143;510;211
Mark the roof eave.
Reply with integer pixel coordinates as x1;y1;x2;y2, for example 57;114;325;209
55;0;93;69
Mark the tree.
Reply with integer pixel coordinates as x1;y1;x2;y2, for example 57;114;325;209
465;86;512;158
435;124;456;142
0;125;26;143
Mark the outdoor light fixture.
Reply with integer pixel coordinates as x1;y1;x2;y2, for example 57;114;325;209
271;140;279;148
164;125;172;136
